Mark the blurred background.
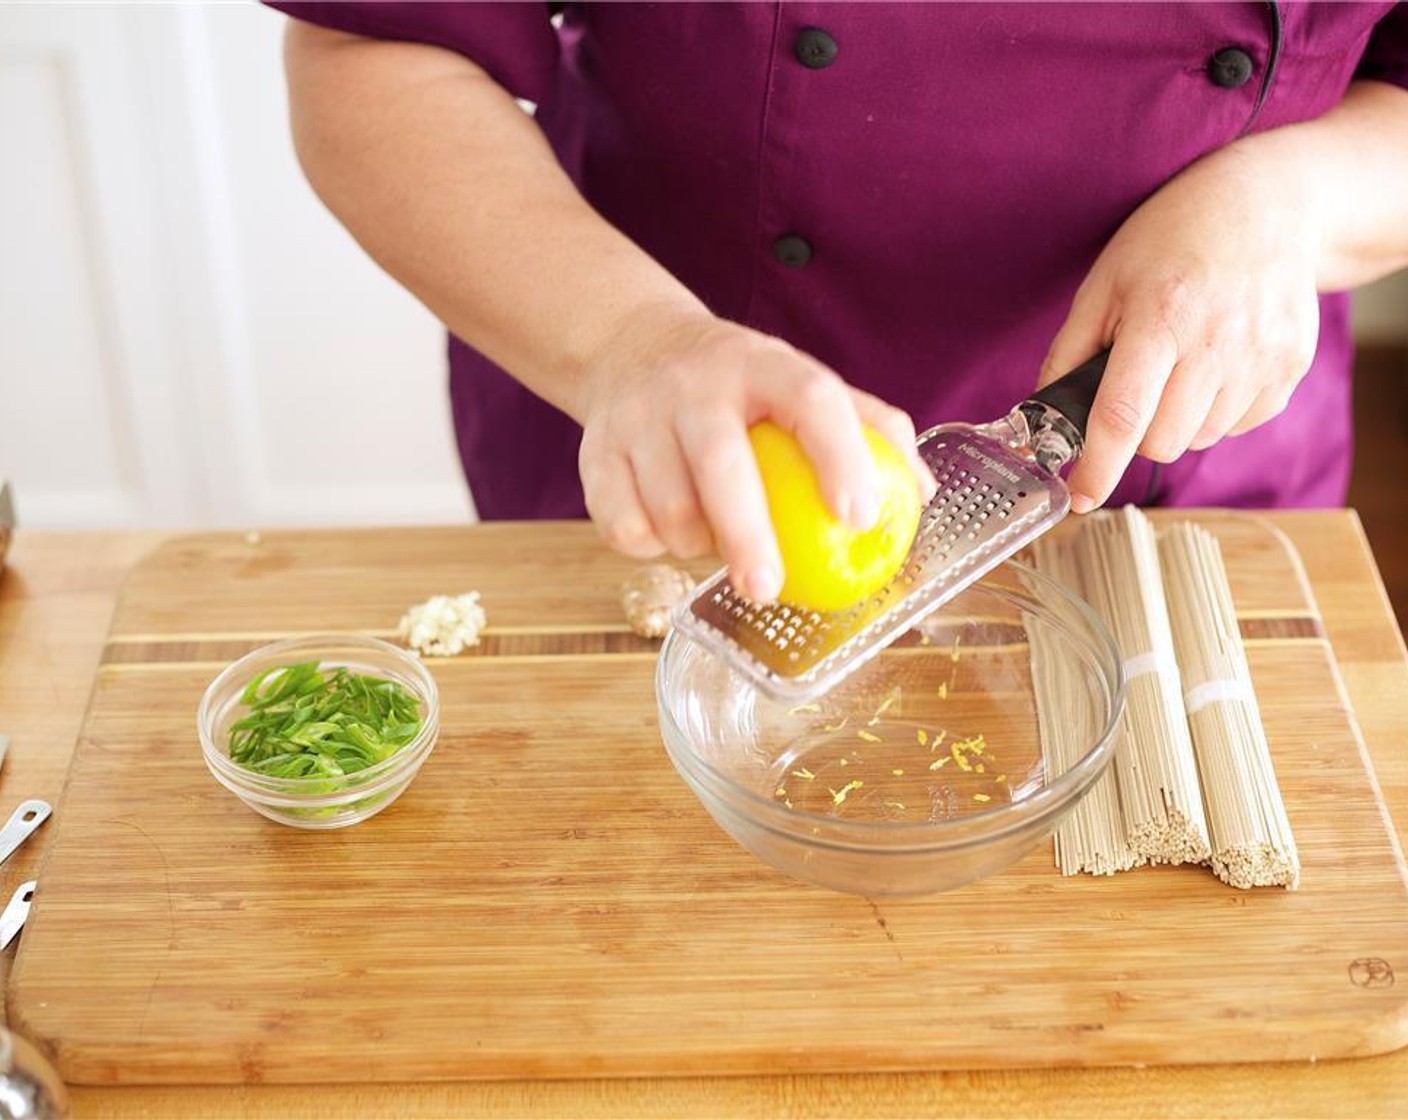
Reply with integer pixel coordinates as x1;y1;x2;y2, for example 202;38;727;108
2;3;1407;608
1;3;469;532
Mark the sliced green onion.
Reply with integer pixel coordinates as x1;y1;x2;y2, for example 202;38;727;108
228;661;424;780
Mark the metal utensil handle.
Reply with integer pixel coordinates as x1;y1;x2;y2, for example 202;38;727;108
1022;348;1111;445
0;800;51;867
0;880;35;951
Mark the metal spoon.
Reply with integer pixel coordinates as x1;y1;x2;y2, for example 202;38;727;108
0;802;50;869
0;1026;68;1119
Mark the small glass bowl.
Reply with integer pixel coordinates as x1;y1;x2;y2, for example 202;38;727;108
197;634;440;830
657;561;1124;896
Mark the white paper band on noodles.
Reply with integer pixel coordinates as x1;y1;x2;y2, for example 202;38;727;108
1121;650;1176;683
1184;678;1253;715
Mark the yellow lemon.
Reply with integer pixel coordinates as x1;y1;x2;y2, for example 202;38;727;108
750;421;923;613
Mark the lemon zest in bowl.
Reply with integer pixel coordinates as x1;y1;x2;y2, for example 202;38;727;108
830;779;864;805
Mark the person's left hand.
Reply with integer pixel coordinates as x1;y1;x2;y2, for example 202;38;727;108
1039;141;1324;512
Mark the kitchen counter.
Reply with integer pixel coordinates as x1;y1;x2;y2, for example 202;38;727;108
2;513;1406;1118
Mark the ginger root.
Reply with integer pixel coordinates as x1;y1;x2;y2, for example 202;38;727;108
621;564;695;639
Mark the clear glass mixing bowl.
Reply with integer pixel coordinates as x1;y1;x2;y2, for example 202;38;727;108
657;561;1123;896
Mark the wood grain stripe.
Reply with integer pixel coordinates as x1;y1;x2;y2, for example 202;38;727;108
100;630;662;667
98;615;1323;667
105;623;638;644
1239;617;1324;641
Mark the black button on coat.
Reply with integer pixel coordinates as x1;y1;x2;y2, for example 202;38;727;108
1208;47;1255;89
794;27;839;69
773;234;814;268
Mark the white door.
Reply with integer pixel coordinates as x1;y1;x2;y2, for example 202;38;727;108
0;1;472;529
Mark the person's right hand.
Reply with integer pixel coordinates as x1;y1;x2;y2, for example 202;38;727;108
575;309;931;603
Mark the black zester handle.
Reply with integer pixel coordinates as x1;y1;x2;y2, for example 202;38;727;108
1022;348;1111;444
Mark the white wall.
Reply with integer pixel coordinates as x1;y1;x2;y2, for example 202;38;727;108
0;2;470;530
2;3;1406;531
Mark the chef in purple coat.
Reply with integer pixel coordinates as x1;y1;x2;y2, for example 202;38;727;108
270;2;1408;602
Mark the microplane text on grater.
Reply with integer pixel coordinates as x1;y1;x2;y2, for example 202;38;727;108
673;349;1111;702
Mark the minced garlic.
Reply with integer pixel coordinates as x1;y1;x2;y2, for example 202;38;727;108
397;592;487;656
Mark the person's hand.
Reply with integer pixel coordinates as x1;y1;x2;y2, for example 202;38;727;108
575;308;932;601
1040;142;1324;512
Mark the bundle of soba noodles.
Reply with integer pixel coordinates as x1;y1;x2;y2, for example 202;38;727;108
1026;507;1297;890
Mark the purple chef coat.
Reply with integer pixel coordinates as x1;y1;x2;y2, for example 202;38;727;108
269;1;1408;517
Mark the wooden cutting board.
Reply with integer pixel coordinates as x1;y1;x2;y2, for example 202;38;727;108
9;516;1408;1085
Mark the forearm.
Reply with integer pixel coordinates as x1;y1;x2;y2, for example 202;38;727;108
1227;79;1408;292
283;22;707;422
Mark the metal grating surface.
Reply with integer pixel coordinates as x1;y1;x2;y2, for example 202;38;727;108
675;425;1070;701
